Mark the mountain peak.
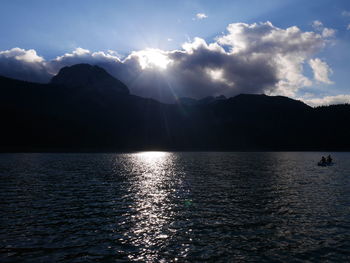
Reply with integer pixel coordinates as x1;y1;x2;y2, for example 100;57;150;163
50;64;129;94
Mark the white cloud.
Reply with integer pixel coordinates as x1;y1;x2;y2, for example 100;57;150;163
347;24;350;30
216;22;331;96
322;28;336;38
302;94;350;107
182;37;224;54
0;47;44;63
107;50;121;57
195;13;208;20
217;22;325;55
311;20;335;38
312;20;323;29
309;58;333;84
46;47;122;74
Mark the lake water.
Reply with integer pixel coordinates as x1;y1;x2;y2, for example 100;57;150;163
0;152;350;262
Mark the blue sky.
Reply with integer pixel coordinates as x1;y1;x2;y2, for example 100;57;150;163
1;0;350;105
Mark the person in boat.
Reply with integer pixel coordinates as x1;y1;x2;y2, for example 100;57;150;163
321;156;327;164
327;155;333;164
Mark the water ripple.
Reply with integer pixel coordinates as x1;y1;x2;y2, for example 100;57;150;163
1;152;350;262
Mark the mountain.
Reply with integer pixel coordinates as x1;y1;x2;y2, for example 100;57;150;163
0;64;349;151
50;64;129;95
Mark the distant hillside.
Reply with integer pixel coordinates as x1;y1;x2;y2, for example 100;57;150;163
0;64;349;151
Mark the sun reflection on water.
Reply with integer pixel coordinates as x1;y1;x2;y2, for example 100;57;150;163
135;151;169;160
120;151;187;262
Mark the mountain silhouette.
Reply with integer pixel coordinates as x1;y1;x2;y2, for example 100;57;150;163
0;64;349;152
178;95;227;105
50;64;129;95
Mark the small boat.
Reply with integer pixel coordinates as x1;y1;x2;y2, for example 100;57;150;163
317;161;334;167
318;155;334;167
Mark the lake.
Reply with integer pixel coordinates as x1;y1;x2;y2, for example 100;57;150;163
1;152;350;262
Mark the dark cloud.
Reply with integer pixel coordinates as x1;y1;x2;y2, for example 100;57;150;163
0;22;334;103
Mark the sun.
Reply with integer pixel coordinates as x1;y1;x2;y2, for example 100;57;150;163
136;48;172;70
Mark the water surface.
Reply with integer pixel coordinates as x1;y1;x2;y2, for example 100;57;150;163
1;152;350;262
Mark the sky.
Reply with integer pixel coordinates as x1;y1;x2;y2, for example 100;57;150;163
0;0;350;105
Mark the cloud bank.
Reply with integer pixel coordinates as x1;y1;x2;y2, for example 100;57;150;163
0;21;338;104
0;48;50;82
302;94;350;107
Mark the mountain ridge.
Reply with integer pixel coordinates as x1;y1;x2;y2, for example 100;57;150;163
0;64;349;151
